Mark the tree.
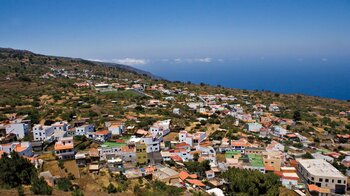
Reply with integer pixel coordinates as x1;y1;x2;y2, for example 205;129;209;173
30;176;52;195
222;168;281;196
184;160;210;177
71;189;84;196
193;153;199;162
301;152;314;159
0;151;37;188
57;178;72;191
107;183;117;193
293;111;301;122
17;185;24;196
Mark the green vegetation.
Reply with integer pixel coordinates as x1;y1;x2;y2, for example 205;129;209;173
31;176;53;195
223;168;281;196
57;178;72;191
135;180;183;196
0;152;37;188
184;160;211;177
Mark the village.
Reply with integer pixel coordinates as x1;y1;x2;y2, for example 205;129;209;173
1;63;350;196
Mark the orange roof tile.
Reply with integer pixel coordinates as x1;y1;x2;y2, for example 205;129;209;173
179;171;189;181
175;142;190;148
171;155;183;162
186;179;206;187
96;130;110;135
264;164;275;171
14;144;27;152
54;143;74;150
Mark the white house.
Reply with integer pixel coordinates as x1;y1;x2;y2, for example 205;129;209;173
5;122;29;139
52;121;68;132
149;119;171;139
107;122;125;135
266;141;285;152
179;131;206;147
176;149;193;162
33;125;55;142
141;135;160;153
173;108;180;115
160;151;172;162
0;141;33;157
94;130;111;142
205;170;215;179
75;124;94;136
269;104;280;112
246;122;263;132
273;126;288;137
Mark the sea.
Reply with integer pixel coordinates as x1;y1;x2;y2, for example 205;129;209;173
134;58;350;100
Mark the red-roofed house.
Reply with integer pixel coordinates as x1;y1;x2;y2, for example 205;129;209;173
95;130;111;142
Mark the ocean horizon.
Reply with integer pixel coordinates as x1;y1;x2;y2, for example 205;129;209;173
135;58;350;100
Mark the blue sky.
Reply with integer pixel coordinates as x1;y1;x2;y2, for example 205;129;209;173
1;0;350;65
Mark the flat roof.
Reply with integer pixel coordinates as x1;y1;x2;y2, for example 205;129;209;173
298;159;346;178
102;141;126;148
248;154;264;167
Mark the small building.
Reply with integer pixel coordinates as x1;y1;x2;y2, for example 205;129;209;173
33;125;54;142
75;124;94;136
75;153;87;167
205;170;215;179
153;165;179;183
31;141;43;152
297;159;347;194
107;157;124;172
94;130;111;142
5;122;29;140
179;131;206;147
107;122;125;135
136;142;148;165
245;122;262;132
55;137;74;160
89;164;100;174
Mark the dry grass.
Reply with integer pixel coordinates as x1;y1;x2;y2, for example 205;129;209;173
216;153;226;163
163;132;178;142
64;160;80;178
43;160;65;177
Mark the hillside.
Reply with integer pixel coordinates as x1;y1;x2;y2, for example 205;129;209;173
0;48;350;196
0;48;349;136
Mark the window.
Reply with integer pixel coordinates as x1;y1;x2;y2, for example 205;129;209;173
319;178;323;182
325;179;329;182
332;179;334;183
338;180;341;183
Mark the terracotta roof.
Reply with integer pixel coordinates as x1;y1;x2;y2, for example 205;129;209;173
186;179;206;187
175;142;190;148
171;155;183;162
286;133;297;138
54;142;73;150
14;144;27;152
264;164;275;171
179;170;197;181
289;159;298;167
121;145;134;153
309;184;327;192
96;130;110;135
179;171;189;181
200;141;212;147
